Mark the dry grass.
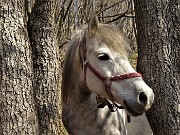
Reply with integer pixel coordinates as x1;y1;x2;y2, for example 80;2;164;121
129;52;138;69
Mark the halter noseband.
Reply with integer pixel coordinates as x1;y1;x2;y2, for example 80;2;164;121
79;32;142;112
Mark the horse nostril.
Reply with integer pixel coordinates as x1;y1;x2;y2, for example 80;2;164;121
138;92;148;106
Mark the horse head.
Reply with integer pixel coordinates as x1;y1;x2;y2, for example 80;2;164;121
79;15;154;116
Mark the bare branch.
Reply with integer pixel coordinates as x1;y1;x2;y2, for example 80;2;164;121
96;0;126;14
124;14;135;18
59;40;69;49
105;0;131;23
99;10;134;18
63;0;73;22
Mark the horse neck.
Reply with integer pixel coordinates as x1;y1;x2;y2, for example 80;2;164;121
67;54;96;108
62;44;100;134
61;32;127;135
62;37;97;110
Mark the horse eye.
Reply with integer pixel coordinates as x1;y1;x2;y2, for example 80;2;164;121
98;53;110;61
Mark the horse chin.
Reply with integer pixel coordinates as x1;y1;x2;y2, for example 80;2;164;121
123;101;143;117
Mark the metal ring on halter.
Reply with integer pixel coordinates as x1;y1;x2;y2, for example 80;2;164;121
104;76;111;86
83;59;88;73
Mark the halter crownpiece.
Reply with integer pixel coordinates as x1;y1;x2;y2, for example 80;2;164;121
79;32;142;112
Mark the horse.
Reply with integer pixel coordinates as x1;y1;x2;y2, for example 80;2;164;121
61;15;154;135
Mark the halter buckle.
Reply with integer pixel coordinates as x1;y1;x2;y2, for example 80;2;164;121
104;76;111;86
83;59;88;65
82;59;88;72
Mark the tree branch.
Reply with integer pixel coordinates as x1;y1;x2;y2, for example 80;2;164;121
96;0;125;14
99;10;134;18
63;0;73;22
104;0;132;23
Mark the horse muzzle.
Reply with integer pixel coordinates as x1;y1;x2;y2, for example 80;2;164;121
123;90;154;116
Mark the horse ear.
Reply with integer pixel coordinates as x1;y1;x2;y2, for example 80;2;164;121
88;14;99;37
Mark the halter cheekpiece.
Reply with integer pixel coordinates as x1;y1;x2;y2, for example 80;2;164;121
79;31;142;112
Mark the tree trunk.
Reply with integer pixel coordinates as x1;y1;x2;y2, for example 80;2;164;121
0;0;67;134
0;1;38;134
134;0;180;135
28;0;63;134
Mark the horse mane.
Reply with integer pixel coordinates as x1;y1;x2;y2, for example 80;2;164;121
95;24;131;57
61;23;130;102
61;29;85;102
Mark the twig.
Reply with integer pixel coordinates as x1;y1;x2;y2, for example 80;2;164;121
105;0;131;23
59;40;69;48
63;0;73;22
96;0;125;14
124;14;135;18
99;10;134;18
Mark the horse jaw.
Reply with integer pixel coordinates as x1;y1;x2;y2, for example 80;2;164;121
111;77;154;116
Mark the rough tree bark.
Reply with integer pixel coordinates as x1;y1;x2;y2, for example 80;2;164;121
134;0;180;135
1;0;148;134
28;0;62;134
0;0;66;134
0;0;38;134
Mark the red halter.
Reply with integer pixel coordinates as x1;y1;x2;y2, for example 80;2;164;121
80;33;142;111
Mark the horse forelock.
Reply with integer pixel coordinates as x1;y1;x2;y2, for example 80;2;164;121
94;24;131;57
